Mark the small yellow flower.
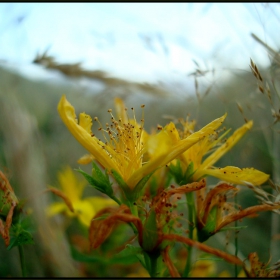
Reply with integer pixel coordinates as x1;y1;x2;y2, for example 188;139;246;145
176;118;269;186
126;267;150;277
219;269;246;277
47;166;116;227
190;259;217;277
58;95;227;189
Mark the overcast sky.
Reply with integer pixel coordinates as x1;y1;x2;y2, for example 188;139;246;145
0;3;279;84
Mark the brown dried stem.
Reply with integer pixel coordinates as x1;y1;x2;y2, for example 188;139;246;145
162;233;243;266
215;203;280;232
0;201;16;246
89;205;143;249
162;245;181;277
45;187;74;213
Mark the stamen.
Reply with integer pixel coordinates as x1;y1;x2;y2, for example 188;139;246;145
89;101;147;181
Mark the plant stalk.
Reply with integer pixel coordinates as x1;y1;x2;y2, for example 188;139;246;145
183;192;195;277
234;193;238;277
18;245;27;277
144;251;159;278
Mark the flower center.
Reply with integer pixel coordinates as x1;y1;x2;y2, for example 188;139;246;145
93;104;146;182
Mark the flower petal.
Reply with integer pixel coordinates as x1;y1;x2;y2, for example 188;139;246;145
46;202;68;217
127;114;227;188
77;154;95;165
58;95;120;173
200;121;253;170
57;166;87;202
146;122;180;159
84;196;118;213
79;112;93;134
74;200;96;227
202;166;269;185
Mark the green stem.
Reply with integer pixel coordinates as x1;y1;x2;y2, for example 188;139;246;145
130;203;139;218
127;202;139;235
18;245;27;277
150;254;158;277
234;194;238;277
129;222;138;235
110;194;122;206
183;192;195;277
144;251;159;277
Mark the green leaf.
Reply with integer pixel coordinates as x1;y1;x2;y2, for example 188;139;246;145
71;246;108;263
76;163;114;197
7;215;35;250
197;206;217;242
169;160;183;184
169;161;196;185
8;230;34;250
110;244;143;264
111;169;133;203
135;253;146;269
116;244;142;256
71;244;142;265
7;224;34;250
77;169;103;192
132;172;154;201
184;161;195;182
111;169;129;191
149;176;158;198
91;162;110;186
112;168;154;203
164;171;173;188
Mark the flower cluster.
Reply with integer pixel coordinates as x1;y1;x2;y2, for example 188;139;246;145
52;95;280;277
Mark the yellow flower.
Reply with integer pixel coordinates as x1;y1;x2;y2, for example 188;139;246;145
58;95;227;189
177;119;269;186
219;269;246;277
190;259;217;277
46;166;116;227
126;267;150;277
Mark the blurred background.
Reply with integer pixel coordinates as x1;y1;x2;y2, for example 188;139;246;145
0;3;280;277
